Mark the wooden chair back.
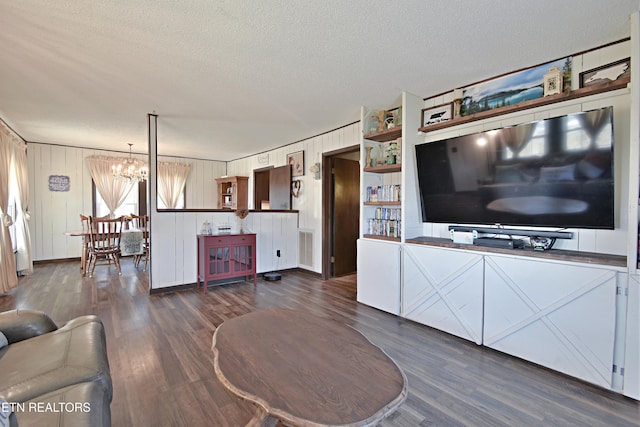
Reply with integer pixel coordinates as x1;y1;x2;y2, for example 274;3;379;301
88;216;124;253
129;214;150;271
129;214;148;231
80;214;90;232
130;214;149;242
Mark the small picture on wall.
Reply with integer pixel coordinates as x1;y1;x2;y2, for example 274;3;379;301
579;57;630;88
421;103;453;127
287;151;304;177
48;175;70;192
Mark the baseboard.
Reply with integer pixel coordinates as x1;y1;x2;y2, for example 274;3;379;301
149;283;197;295
33;258;79;265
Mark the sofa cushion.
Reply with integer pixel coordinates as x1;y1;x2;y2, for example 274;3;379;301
0;315;112;403
0;310;58;344
9;382;110;427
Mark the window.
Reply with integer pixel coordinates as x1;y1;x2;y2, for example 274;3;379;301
157;192;185;209
94;184;139;218
93;180;185;214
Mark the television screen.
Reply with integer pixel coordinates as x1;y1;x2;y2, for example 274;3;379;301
415;106;614;229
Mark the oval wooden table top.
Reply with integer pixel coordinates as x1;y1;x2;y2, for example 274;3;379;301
211;308;407;427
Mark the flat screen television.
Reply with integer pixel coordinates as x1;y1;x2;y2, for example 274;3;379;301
415;106;614;229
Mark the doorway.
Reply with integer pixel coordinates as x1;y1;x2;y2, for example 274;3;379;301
253;165;292;210
322;146;360;279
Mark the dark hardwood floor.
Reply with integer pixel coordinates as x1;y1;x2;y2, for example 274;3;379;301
3;260;639;426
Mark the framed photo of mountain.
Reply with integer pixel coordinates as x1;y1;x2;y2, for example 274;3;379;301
460;57;572;116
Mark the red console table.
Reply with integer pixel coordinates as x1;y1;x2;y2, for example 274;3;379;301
197;233;257;293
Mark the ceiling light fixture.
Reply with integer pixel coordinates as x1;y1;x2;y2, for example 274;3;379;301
112;143;148;183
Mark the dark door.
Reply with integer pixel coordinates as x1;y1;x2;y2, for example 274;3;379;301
254;168;271;210
269;165;292;210
332;157;360;276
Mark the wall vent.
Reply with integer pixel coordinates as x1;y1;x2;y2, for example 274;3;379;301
299;230;313;269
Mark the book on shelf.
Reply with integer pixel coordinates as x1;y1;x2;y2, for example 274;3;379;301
367;218;401;238
366;185;401;203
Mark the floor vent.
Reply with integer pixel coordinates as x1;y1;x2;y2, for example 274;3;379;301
299;230;313;269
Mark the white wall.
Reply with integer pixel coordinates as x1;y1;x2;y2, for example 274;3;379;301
27;143;226;261
150;210;298;289
227;123;361;273
415;41;632;256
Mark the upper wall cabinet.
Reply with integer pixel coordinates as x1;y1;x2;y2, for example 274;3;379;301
216;176;248;210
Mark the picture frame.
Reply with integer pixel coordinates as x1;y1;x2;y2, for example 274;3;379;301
421;103;453;127
579;57;630;88
287;150;305;177
460;57;571;116
48;175;70;192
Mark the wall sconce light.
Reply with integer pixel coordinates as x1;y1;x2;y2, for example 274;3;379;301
310;162;321;180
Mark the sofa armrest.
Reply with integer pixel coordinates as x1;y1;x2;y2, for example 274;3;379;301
0;310;58;344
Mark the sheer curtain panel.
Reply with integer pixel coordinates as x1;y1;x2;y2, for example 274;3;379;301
11;140;32;274
87;156;135;217
0;128;18;292
157;162;191;209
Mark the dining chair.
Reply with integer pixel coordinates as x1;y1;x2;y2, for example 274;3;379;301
79;214;91;273
87;216;124;277
130;214;149;271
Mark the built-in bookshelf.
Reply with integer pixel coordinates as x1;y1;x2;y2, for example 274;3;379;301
361;120;403;242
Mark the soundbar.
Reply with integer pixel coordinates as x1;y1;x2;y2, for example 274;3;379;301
448;225;572;239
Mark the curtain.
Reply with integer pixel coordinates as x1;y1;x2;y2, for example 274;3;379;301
12;140;32;274
87;156;134;217
157;162;191;209
0;128;18;292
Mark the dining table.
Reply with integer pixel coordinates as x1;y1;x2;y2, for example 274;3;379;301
64;227;145;276
211;308;407;427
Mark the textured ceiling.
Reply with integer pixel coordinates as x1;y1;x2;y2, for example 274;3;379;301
1;1;638;160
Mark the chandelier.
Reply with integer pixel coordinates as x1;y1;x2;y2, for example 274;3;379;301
112;143;148;183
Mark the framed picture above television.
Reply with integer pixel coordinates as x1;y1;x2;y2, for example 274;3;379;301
460;57;572;116
421;103;452;127
579;58;630;88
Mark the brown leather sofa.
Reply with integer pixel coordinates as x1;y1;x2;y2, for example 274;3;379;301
0;310;112;426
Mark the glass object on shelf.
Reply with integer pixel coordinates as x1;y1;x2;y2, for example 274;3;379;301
365;147;374;167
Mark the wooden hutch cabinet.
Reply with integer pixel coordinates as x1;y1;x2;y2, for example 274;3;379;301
216;176;248;210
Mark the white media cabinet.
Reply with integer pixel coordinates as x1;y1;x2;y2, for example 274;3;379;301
358;236;630;393
357;38;639;399
403;238;626;390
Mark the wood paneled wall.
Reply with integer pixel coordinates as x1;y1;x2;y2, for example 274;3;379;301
150;211;298;289
416;41;632;257
227;123;361;273
27;143;226;261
